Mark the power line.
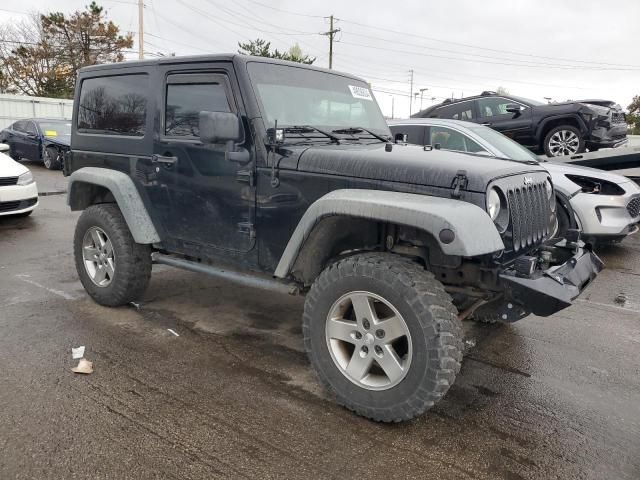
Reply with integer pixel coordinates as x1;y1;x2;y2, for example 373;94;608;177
335;17;640;70
243;0;325;18
339;30;640;71
337;39;640;72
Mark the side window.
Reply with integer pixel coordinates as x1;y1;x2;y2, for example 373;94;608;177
77;74;148;136
477;97;520;118
164;74;232;138
13;121;26;133
389;125;425;145
433;102;475;121
429;126;486;154
25;122;37;135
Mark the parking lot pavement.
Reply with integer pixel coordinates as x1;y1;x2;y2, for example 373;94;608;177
1;165;639;480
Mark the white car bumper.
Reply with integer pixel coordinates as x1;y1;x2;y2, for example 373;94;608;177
570;182;640;239
0;181;39;216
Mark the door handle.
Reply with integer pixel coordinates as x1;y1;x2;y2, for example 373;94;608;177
482;123;492;126
151;154;178;165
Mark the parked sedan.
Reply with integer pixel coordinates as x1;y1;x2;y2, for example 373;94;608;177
0;118;71;170
0;144;38;217
389;118;640;244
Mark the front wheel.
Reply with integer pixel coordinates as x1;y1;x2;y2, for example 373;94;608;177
543;125;585;157
43;146;61;170
303;253;463;422
74;204;152;307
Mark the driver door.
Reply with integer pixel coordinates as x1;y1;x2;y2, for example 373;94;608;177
151;67;256;256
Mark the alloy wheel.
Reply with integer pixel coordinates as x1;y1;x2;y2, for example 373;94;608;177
548;130;580;156
325;291;412;390
82;226;116;287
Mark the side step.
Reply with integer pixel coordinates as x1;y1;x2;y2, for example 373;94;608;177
152;253;300;296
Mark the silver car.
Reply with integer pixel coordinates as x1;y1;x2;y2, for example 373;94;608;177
388;118;640;243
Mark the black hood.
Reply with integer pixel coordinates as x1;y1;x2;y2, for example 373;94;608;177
43;135;71;148
295;143;546;193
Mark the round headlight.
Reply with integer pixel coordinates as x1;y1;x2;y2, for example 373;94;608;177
487;187;501;220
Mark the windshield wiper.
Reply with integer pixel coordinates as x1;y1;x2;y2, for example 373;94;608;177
283;125;341;144
331;127;390;143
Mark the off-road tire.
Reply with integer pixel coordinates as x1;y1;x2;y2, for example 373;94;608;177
43;146;61;170
543;125;585;157
74;204;152;307
303;252;463;422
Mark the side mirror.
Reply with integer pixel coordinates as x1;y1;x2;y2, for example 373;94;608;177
199;111;242;144
0;143;9;152
199;111;249;163
394;132;408;144
505;104;522;114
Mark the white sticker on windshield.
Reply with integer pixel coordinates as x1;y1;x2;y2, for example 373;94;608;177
349;85;373;101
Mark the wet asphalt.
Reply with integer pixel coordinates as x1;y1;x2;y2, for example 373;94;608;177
1;163;639;480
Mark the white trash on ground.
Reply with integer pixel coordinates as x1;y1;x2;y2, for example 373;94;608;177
71;346;85;359
71;358;94;374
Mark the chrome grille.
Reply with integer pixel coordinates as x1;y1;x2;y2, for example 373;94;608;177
506;181;550;252
627;196;640;218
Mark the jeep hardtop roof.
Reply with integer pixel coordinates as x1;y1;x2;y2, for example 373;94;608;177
78;54;367;84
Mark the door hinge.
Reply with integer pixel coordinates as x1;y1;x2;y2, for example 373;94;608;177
237;222;256;239
451;170;468;199
236;169;255;186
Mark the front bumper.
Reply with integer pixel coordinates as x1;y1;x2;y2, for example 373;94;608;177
586;123;628;149
570;188;640;238
498;240;603;318
0;182;39;216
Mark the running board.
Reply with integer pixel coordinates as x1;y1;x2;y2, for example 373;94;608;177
152;253;300;296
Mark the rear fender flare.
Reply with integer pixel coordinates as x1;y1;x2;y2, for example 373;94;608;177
67;167;160;244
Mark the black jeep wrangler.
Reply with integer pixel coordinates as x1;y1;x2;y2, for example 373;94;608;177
412;91;628;157
64;55;602;422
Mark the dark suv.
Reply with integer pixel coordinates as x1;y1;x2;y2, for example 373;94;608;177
64;55;601;422
412;91;628;157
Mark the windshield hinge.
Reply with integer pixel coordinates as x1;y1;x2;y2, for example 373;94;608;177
237;222;256;239
236;169;255;187
451;170;469;199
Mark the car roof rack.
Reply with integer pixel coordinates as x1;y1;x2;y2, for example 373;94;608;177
480;91;497;96
441;98;453;104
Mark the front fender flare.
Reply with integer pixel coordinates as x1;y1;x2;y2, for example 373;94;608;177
274;189;504;278
67;167;160;244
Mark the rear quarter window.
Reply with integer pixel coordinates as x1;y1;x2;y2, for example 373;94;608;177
77;74;148;136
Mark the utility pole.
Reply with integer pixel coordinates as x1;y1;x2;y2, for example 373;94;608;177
322;15;340;69
408;69;414;116
390;95;395;119
138;0;144;60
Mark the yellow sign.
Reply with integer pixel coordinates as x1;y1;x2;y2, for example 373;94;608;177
44;130;57;137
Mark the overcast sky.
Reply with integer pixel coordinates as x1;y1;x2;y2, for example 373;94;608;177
2;0;639;118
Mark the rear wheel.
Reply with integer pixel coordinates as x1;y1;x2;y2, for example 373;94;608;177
544;125;585;157
74;204;152;307
303;253;463;422
43;146;61;170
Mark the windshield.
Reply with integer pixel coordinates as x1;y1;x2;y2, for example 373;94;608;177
39;121;71;137
247;62;390;137
469;126;540;162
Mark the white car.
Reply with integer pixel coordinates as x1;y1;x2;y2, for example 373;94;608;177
388;118;640;244
0;143;38;217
